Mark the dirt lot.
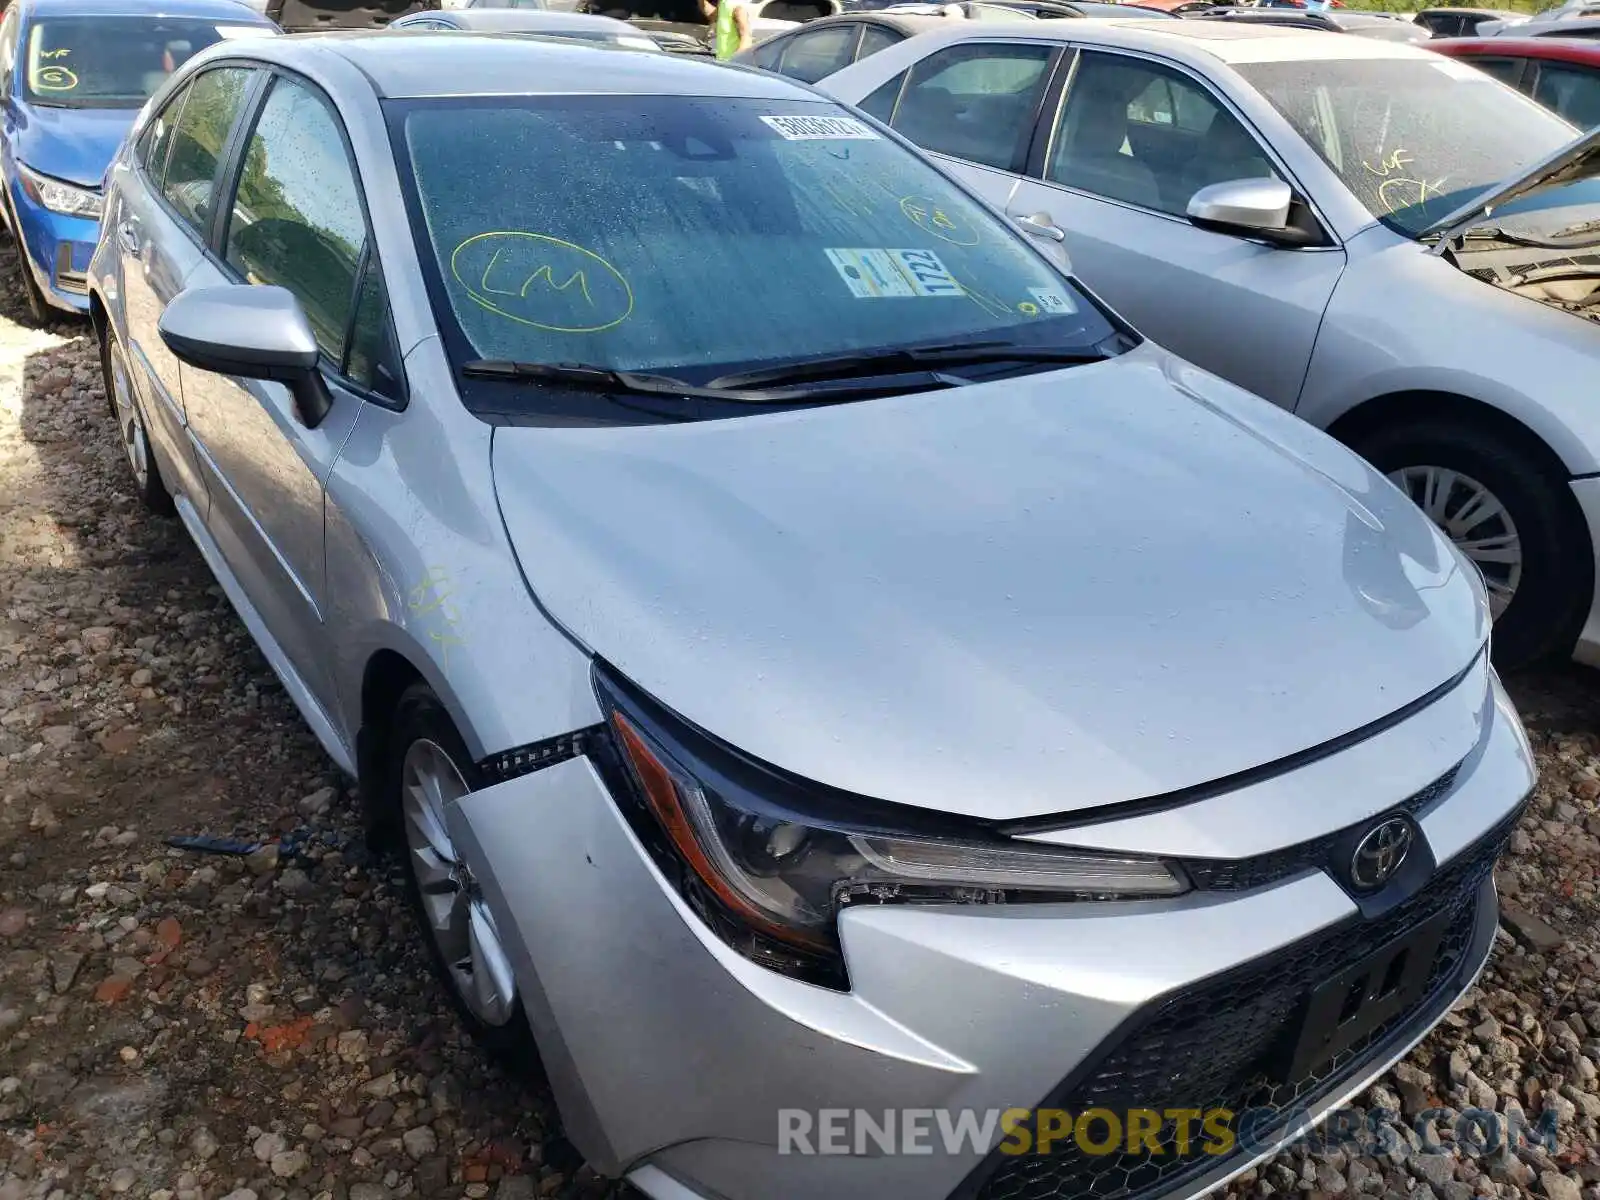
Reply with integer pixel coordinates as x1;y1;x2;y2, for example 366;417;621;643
0;244;1599;1200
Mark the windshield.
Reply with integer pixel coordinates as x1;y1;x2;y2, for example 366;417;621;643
22;16;270;108
392;95;1119;419
1236;57;1580;236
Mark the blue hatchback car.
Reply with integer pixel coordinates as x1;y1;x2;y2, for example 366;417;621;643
0;0;276;319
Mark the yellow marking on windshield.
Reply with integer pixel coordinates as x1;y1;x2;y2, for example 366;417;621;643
35;64;78;90
955;277;1013;321
451;232;632;334
901;195;979;247
1362;147;1413;178
1018;301;1039;316
39;48;69;59
1361;147;1451;217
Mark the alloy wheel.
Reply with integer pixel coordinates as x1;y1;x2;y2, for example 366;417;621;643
1388;464;1522;619
400;739;518;1028
107;346;150;491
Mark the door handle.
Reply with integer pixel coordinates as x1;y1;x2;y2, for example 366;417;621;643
116;221;140;256
1011;211;1066;243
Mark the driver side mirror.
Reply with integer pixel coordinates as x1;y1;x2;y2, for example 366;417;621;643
159;284;333;428
1186;177;1319;248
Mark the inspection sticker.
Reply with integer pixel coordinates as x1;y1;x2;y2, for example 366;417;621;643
1028;286;1076;315
761;114;881;141
826;248;964;299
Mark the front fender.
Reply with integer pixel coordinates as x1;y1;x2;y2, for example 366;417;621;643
1295;231;1600;476
323;340;599;764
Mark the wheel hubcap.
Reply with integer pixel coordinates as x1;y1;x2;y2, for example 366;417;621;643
400;740;517;1027
1388;464;1521;620
108;348;148;489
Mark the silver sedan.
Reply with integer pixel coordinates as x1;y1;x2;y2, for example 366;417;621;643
90;30;1530;1200
819;21;1600;669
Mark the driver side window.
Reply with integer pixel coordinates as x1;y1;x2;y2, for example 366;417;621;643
1047;51;1278;216
223;74;401;399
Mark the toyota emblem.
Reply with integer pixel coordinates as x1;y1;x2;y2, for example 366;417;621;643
1350;817;1413;891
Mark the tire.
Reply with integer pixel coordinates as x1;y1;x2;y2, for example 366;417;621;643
6;201;50;327
98;323;175;515
1351;418;1590;670
386;683;537;1063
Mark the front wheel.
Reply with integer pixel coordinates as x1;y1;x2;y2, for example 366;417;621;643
5;203;49;326
387;683;536;1061
1352;418;1590;670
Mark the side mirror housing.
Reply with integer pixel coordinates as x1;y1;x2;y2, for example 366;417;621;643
1186;177;1319;248
158;284;333;428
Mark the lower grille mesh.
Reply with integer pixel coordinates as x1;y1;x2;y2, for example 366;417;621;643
966;807;1518;1200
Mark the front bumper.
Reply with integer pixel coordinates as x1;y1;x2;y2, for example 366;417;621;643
446;657;1531;1200
6;179;96;313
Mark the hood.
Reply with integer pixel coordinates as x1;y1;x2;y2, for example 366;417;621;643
1423;125;1600;245
14;105;136;189
492;347;1486;822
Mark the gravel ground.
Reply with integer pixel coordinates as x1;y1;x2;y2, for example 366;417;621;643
0;243;1597;1200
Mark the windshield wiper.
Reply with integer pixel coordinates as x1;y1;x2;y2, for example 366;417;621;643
705;340;1113;390
460;358;968;403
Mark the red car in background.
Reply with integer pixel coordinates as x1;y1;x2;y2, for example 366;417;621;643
1431;36;1600;128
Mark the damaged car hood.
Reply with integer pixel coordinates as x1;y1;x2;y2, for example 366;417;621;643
1425;125;1600;246
492;347;1487;822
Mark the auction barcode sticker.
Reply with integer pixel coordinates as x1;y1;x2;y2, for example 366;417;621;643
760;115;880;141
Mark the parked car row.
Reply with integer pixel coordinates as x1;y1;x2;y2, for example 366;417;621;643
72;22;1537;1200
727;15;1600;673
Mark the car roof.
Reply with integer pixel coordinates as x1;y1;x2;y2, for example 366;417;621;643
256;29;832;97
868;15;1445;63
1431;33;1600;61
20;0;270;19
416;8;642;30
1525;14;1600;30
760;10;953;33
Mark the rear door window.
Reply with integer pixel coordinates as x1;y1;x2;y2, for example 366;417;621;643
887;42;1055;170
856;23;900;60
1463;55;1527;87
161;65;255;237
1531;59;1600;127
135;81;190;187
776;25;858;82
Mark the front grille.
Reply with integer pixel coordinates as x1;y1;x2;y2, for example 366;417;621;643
963;804;1518;1200
1180;763;1461;893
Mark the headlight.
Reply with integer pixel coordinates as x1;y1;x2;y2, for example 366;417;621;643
17;163;102;220
592;663;1187;988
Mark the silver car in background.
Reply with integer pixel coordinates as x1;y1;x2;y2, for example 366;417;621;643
90;30;1532;1200
820;23;1600;670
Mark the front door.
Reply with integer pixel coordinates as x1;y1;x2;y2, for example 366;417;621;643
179;71;372;714
1010;48;1346;407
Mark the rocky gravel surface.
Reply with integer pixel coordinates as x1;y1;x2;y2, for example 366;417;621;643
0;243;1597;1200
0;248;615;1200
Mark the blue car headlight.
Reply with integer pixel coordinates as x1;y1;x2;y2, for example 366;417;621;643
17;163;102;220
